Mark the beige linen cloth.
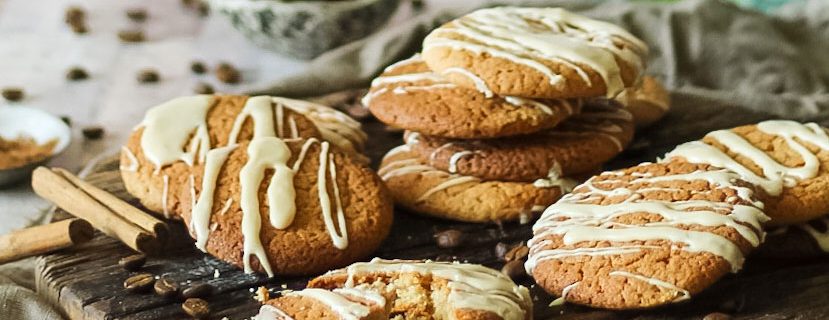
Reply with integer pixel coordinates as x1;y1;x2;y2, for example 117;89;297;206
2;0;828;318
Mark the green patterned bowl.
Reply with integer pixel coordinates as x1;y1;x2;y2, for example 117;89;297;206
211;0;401;60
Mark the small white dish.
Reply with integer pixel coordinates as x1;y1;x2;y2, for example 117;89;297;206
0;107;72;187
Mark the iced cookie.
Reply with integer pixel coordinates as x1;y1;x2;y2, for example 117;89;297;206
307;258;533;320
121;95;367;219
406;99;634;182
615;75;670;127
378;146;566;223
422;7;648;99
363;54;581;139
178;137;393;276
255;288;388;320
756;217;829;259
526;160;768;309
664;120;829;226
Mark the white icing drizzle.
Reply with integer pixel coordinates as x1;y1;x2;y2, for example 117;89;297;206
533;163;577;192
332;287;386;307
192;145;238;252
337;258;532;320
609;271;690;302
545;101;631;152
797;217;829;252
448;151;474;173
382;53;422;72
218;198;233;215
665;120;829;196
139;95;213;171
120;146;139;172
549;282;579;306
442;67;493;98
416;176;480;202
317;142;349;249
253;305;295;320
382;145;412;162
161;175;170;218
288;116;299;138
423;7;648;97
288;288;371;320
274;97;367;153
428;143;455;164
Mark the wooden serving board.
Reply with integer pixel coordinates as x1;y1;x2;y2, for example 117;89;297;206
33;92;829;320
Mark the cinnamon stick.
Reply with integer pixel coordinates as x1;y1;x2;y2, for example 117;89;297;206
52;167;168;244
0;218;93;264
31;167;160;254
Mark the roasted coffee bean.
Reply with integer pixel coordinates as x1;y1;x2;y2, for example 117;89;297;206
82;126;105;140
1;87;24;102
501;260;526;280
118;30;145;43
703;312;733;320
182;298;210;319
70;24;88;34
215;62;241;84
190;61;207;74
434;229;464;248
154;277;179;299
124;273;155;293
64;6;85;25
118;254;146;271
193;82;214;94
137;69;160;83
197;1;210;17
60;116;72;127
126;8;148;22
504;245;529;262
182;282;214;299
495;242;510;261
66;67;89;81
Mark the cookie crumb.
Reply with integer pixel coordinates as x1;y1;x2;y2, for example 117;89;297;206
1;87;24;102
215;62;241;84
213;269;219;279
137;69;160;83
82;126;105;140
66;67;89;81
504;244;529;262
254;286;269;302
118;30;145;43
434;229;465;248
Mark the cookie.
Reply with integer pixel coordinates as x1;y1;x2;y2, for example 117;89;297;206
422;7;648;99
615;75;670;127
255;288;388;320
756;217;829;259
378;146;566;223
526;160;768;309
406;99;634;182
363;54;581;139
664;120;829;226
177;137;393;276
121;95;367;219
307;258;533;320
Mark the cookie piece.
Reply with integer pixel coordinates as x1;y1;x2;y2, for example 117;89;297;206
756;217;829;259
526;160;768;309
422;7;648;99
664;120;829;225
307;258;533;320
378;146;566;223
615;75;670;127
363;54;581;139
255;288;388;320
178;137;393;276
121;95;367;219
406;99;634;182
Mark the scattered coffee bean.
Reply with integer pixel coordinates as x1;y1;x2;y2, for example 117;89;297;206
190;61;207;74
2;87;24;102
182;298;210;319
66;67;89;81
215;62;241;84
126;8;148;22
118;254;146;271
182;282;214;299
118;30;145;43
154;277;180;299
193;82;214;94
82;126;105;140
501;260;526;280
60;115;72;127
181;0;196;6
124;273;155;293
64;6;85;25
434;229;465;249
495;242;510;261
703;312;733;320
70;24;88;34
137;69;160;83
504;245;529;262
197;1;210;17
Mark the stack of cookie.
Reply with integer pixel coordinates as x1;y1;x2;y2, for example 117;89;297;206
363;7;648;223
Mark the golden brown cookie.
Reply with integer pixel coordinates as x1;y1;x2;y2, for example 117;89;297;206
363;54;581;139
422;7;648;99
179;138;393;276
526;160;768;309
120;95;367;219
406;99;634;182
378;147;565;222
307;258;533;320
255;288;388;320
615;75;670;127
664;120;829;226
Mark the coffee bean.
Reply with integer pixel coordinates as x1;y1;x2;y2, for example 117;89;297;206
118;254;146;271
190;61;207;74
193;82;214;94
64;6;85;25
703;312;733;320
70;24;88;34
66;67;89;81
215;62;241;84
82;126;105;140
197;1;210;17
124;273;155;293
434;229;464;248
495;242;510;261
501;260;526;280
60;116;72;127
126;8;148;22
504;245;529;262
118;30;145;43
154;277;179;299
182;298;210;319
2;87;24;102
182;282;214;299
137;69;160;83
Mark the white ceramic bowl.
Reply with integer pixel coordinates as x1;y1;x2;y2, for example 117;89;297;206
0;107;72;187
